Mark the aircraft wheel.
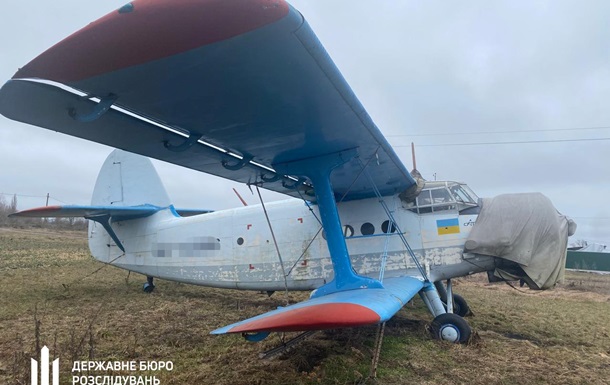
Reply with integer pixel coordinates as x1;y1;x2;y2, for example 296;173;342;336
430;313;471;344
452;294;471;317
143;276;155;293
143;282;155;293
142;276;155;293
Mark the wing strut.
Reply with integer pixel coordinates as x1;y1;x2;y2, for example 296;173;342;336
255;185;289;304
86;214;125;252
275;149;383;298
361;164;429;281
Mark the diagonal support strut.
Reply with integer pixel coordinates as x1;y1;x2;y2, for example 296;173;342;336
275;149;383;298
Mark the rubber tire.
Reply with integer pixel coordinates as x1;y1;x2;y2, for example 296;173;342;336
143;282;155;293
430;313;471;344
451;294;470;317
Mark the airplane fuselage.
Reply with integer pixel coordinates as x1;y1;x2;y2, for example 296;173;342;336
89;192;495;291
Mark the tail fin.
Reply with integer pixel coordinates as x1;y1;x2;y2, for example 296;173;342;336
92;149;170;207
11;150;172;253
11;150;211;256
11;149;211;220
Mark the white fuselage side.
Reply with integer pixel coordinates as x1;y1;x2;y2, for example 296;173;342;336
88;194;495;290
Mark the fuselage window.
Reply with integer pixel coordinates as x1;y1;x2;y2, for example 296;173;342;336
360;222;375;235
237;237;244;246
381;220;397;233
343;225;354;237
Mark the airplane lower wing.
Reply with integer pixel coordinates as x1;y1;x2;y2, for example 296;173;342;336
212;276;424;334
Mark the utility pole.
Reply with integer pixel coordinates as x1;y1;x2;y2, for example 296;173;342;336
46;193;49;206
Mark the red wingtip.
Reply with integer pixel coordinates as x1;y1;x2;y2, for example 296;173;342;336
10;206;62;217
14;0;289;83
228;303;381;333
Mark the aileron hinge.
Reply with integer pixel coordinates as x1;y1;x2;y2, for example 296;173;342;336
69;94;117;122
282;177;306;190
164;132;203;152
261;172;281;183
222;154;253;171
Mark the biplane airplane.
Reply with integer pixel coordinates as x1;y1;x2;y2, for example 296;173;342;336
0;0;574;346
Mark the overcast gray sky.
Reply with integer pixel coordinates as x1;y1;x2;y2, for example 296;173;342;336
1;1;609;244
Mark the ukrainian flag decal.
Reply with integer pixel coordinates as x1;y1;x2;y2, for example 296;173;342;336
437;218;460;235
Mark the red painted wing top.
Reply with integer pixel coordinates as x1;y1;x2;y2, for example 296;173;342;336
15;0;289;83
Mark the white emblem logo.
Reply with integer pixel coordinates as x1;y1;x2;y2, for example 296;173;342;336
31;346;59;385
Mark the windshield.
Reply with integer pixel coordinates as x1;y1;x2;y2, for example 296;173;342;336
449;184;477;204
402;181;479;214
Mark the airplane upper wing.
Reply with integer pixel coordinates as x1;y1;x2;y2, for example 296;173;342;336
212;276;424;334
0;0;414;201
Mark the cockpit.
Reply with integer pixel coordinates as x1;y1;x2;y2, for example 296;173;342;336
402;181;480;214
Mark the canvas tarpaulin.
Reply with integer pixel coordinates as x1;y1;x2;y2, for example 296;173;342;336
464;193;576;289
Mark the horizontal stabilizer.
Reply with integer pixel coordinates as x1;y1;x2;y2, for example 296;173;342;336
10;205;212;220
211;277;423;334
10;204;162;220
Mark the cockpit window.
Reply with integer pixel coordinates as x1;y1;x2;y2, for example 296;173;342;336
462;185;479;202
449;185;477;204
416;190;432;206
403;181;479;214
412;188;456;214
431;188;452;203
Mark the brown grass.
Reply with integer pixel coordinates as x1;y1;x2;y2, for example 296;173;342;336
1;228;609;385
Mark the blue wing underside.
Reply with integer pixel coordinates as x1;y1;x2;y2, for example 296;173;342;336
0;3;414;202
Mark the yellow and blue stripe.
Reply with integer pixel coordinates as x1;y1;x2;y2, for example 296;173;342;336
437;218;460;235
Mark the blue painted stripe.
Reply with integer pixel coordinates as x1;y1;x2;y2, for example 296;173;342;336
437;218;459;228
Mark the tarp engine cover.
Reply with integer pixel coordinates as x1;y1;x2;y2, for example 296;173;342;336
464;193;576;290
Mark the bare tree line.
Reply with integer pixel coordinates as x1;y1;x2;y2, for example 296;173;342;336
0;194;87;230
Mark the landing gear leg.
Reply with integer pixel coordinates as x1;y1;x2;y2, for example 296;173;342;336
451;294;471;317
143;276;155;293
419;281;447;317
434;280;471;317
420;281;472;344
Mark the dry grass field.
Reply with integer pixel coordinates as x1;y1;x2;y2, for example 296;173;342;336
0;228;609;385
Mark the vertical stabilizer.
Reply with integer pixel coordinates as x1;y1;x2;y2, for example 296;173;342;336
92;150;170;207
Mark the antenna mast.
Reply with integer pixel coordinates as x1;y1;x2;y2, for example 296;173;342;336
233;188;248;207
411;142;417;171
